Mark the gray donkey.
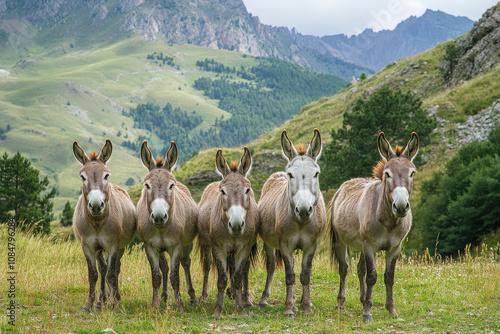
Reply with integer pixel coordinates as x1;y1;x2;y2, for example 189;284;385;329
137;141;198;311
72;139;136;311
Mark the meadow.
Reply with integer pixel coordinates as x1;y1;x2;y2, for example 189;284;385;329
1;225;499;333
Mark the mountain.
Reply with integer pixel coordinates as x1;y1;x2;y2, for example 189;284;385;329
321;9;474;71
0;0;370;80
0;1;474;79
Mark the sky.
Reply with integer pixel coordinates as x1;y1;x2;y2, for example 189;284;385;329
242;0;499;37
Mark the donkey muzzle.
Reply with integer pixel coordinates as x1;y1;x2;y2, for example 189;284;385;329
150;199;169;226
87;190;105;215
227;205;246;237
392;187;410;218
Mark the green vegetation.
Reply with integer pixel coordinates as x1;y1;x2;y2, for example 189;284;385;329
193;58;346;148
416;125;500;255
440;41;459;82
0;152;56;234
146;52;175;67
59;201;74;227
1;225;498;332
319;86;436;189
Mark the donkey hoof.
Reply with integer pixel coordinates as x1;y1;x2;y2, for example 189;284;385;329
245;301;254;308
190;298;199;306
363;314;373;323
95;303;102;311
258;302;268;309
212;312;222;319
284;311;294;318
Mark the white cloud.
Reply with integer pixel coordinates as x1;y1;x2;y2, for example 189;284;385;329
242;0;498;36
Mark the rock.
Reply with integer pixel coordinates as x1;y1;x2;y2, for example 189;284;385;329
184;170;220;186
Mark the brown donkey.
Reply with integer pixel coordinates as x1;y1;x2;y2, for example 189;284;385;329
197;147;259;318
72;139;136;311
329;132;419;322
137;141;198;311
258;129;326;317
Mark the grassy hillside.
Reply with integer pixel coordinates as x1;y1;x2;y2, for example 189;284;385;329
1;225;499;333
0;37;344;213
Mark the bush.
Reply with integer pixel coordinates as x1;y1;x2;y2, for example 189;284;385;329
416;125;500;255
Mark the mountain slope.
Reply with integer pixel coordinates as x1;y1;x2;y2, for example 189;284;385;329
322;9;474;71
0;0;370;79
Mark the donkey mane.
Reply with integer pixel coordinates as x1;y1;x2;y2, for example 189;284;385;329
372;145;405;180
155;156;164;167
89;150;98;160
296;143;306;155
230;161;238;172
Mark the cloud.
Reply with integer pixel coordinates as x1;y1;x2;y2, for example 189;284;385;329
242;0;498;36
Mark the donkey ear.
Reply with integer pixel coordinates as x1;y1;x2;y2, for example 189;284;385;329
281;130;297;161
73;141;89;165
165;141;178;171
377;132;394;162
215;149;230;177
403;132;419;162
98;139;113;165
306;128;322;161
140;141;156;171
238;147;252;177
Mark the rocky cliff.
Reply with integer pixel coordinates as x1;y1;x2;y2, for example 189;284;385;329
440;4;500;86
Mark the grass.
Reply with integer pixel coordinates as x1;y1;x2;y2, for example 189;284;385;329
1;225;499;333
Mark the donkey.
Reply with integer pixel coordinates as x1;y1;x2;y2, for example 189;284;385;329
197;147;259;318
329;132;419;322
137;141;198;311
72;139;136;311
258;129;326;317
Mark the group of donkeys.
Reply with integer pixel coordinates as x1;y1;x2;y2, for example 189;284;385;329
72;129;419;322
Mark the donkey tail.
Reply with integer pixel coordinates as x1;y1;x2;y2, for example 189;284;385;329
261;244;284;270
249;242;258;269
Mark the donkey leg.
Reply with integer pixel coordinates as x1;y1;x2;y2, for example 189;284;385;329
335;242;349;310
159;252;169;303
115;248;125;302
357;253;367;306
226;254;235;299
169;245;184;312
181;244;198;306
105;245;121;310
96;250;108;310
280;243;296;318
259;244;275;308
384;245;401;317
200;246;212;303
212;247;228;318
300;242;317;314
232;255;247;314
362;242;377;323
242;256;253;307
145;245;162;308
82;245;98;312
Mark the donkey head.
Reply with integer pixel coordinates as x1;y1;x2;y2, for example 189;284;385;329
215;147;253;238
281;129;322;223
140;140;178;227
377;132;419;218
73;139;113;216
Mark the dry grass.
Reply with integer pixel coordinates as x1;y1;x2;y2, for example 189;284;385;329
1;225;499;333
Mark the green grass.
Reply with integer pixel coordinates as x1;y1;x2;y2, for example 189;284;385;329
1;226;499;333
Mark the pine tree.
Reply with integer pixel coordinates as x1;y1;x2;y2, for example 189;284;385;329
0;152;56;234
59;201;74;227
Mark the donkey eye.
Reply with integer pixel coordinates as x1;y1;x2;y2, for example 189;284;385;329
287;173;294;179
385;172;391;178
245;188;250;195
410;171;416;177
80;175;86;181
145;183;151;190
169;183;175;190
221;189;226;196
104;174;110;180
314;172;319;178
